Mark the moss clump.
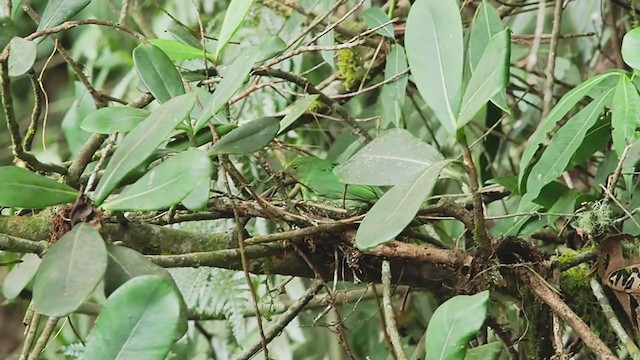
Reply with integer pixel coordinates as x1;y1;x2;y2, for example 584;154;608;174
555;245;596;265
336;48;362;90
574;200;613;236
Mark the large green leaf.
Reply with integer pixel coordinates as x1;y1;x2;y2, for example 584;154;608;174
518;71;620;190
362;7;394;38
193;52;257;132
93;93;196;205
611;75;640;157
81;107;150;134
101;148;212;211
82;275;182;360
278;95;319;134
32;224;107;317
334;129;443;186
355;160;452;250
8;37;36;77
149;39;215;62
37;0;90;31
181;177;210;211
405;0;463;134
622;27;640;71
133;44;185;103
425;291;490;360
215;0;254;60
521;90;612;207
209;117;279;156
0;166;77;208
457;29;510;127
2;254;40;300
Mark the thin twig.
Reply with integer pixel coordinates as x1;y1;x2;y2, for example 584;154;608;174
524;0;546;72
382;260;407;360
541;0;564;117
26;317;59;360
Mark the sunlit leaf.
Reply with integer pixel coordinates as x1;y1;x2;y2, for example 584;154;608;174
149;39;215;62
81;107;150;134
405;0;463;134
93;93;196;205
33;224;107;317
0;166;77;208
133;44;186;103
209;117;279;156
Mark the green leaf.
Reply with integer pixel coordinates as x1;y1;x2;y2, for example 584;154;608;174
215;0;254;60
520;90;613;210
93;93;196;205
355;160;452;250
622;27;640;71
278;95;319;134
362;7;394;38
405;0;463;134
2;254;40;300
0;166;77;208
381;45;408;127
209;117;279;156
458;29;510;127
0;17;16;50
612;75;640;157
465;342;502;360
102;148;212;211
181;177;210;211
8;37;36;77
193;52;257;132
255;36;286;62
335;129;443;186
37;0;90;31
33;224;107;317
149;39;215;62
425;291;490;360
133;44;185;103
518;71;620;190
62;82;94;154
82;275;182;360
81;107;150;134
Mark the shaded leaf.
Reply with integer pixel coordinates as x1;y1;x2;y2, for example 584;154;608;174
215;0;254;60
458;29;510;127
335;129;443;186
2;254;40;300
405;0;463;134
81;107;150;134
255;36;286;62
93;93;196;205
425;291;490;360
381;45;408;127
0;166;77;208
82;275;182;360
209;117;279;156
33;223;107;317
149;39;215;62
181;177;210;211
363;7;394;38
133;44;185;103
355;160;452;250
278;95;319;134
612;75;640;157
102;148;212;211
37;0;90;31
0;17;15;50
464;342;502;360
8;37;36;77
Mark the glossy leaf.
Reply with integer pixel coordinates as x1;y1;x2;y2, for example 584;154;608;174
518;71;620;190
82;275;182;360
622;27;640;71
612;75;640;157
149;39;215;62
133;44;185;103
215;0;254;60
8;37;36;77
93;93;196;205
2;254;40;300
81;107;150;134
519;90;613;211
193;52;257;131
0;166;77;208
102;148;212;211
278;95;319;134
37;0;90;31
363;7;394;38
32;224;107;317
425;291;490;360
464;342;503;360
355;160;452;250
209;117;279;156
405;0;463;134
335;129;443;186
458;29;510;127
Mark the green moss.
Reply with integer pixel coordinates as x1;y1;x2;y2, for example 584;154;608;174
555;245;596;265
336;49;362;90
